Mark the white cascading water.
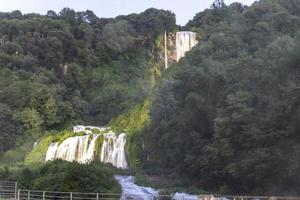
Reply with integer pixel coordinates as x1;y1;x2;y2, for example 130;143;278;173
82;134;100;163
176;31;198;61
115;176;199;200
101;132;128;169
77;135;90;162
45;142;59;161
55;137;82;162
115;176;159;200
46;127;222;200
45;126;128;169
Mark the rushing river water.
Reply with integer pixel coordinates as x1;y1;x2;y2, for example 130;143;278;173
115;175;198;200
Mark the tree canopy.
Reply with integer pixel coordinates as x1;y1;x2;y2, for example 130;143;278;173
145;0;300;195
0;8;176;154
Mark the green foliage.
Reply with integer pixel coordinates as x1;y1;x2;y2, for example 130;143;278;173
102;20;135;53
25;133;57;165
0;7;175;155
109;99;151;167
109;99;150;133
146;0;300;195
11;125;131;166
43;95;60;127
0;103;21;152
0;134;37;165
93;135;104;159
0;160;121;193
52;130;86;144
18;108;44;129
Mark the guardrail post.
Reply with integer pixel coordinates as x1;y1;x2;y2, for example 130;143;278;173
96;193;99;200
17;189;20;200
42;191;45;200
27;191;30;200
70;192;72;200
14;182;18;199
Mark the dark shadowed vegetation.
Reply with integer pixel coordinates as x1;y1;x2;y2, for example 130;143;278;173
144;0;300;196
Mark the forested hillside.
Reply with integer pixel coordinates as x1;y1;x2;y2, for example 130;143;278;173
0;8;176;154
1;0;300;196
145;0;300;196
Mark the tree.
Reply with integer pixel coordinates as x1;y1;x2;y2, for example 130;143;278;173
146;0;300;195
211;0;226;9
46;10;58;19
59;8;76;24
18;108;44;130
0;103;20;152
43;95;59;127
102;20;136;53
10;10;22;19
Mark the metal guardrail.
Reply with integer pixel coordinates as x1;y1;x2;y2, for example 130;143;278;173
2;180;300;200
0;181;17;199
197;195;300;200
13;190;300;200
18;190;121;200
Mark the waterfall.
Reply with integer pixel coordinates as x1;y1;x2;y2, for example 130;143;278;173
55;137;82;162
176;31;198;61
77;135;90;162
101;133;128;169
164;30;168;69
45;126;128;169
45;142;59;161
81;134;99;163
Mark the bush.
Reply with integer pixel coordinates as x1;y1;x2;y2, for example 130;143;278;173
1;160;121;193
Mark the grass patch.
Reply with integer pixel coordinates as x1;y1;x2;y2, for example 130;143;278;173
109;99;151;167
25;132;57;165
109;99;150;134
0;135;36;166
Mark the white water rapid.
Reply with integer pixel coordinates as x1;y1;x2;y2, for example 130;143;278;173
45;126;128;169
176;31;198;61
115;176;199;200
115;176;159;200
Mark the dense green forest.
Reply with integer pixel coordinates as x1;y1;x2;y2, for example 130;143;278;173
0;8;175;154
0;8;175;192
1;0;300;196
144;0;300;196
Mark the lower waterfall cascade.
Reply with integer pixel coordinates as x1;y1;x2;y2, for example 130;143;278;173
45;125;128;169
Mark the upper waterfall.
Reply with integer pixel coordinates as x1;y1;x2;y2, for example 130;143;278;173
176;31;198;61
45;126;128;169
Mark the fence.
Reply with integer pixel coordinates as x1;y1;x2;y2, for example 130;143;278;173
2;180;300;200
13;190;300;200
17;190;121;200
0;181;17;199
197;195;300;200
